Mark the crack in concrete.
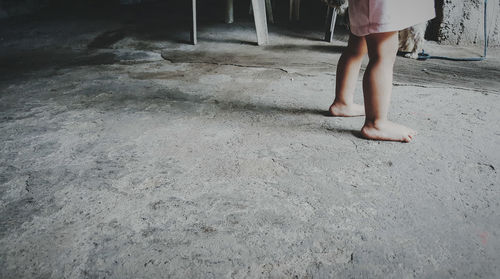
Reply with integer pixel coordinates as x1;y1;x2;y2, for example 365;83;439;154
393;82;498;95
161;55;335;77
159;57;499;94
162;57;291;74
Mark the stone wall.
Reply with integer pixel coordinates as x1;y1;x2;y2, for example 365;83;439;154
0;0;50;18
0;1;6;19
0;0;112;18
437;0;499;46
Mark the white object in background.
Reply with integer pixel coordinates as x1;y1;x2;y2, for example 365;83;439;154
289;0;301;21
248;0;274;24
192;0;269;46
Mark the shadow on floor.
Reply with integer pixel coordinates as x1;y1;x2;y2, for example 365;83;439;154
264;44;345;54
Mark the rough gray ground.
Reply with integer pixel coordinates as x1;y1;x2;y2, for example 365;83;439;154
0;9;499;279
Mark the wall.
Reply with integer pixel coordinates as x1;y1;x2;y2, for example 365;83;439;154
437;0;499;46
0;0;7;19
0;0;50;18
0;0;115;18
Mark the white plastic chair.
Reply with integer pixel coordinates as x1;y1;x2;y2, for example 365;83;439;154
289;0;300;21
190;0;269;46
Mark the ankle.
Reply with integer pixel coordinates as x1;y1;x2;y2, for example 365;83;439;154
364;118;388;128
332;100;353;107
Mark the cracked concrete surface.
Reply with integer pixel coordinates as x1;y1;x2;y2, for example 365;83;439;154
0;5;499;279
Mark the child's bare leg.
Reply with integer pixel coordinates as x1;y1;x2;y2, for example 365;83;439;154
361;32;417;142
329;34;367;117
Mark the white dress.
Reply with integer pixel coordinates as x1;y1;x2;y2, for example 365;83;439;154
348;0;436;36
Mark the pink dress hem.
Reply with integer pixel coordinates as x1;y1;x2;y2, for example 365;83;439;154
348;0;436;37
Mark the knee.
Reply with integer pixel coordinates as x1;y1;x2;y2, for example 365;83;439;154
365;32;399;65
368;52;396;66
344;46;367;60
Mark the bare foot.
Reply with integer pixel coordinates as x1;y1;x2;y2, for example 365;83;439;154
361;120;417;142
329;103;365;117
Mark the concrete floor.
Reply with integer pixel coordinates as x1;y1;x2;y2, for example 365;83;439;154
0;6;499;279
